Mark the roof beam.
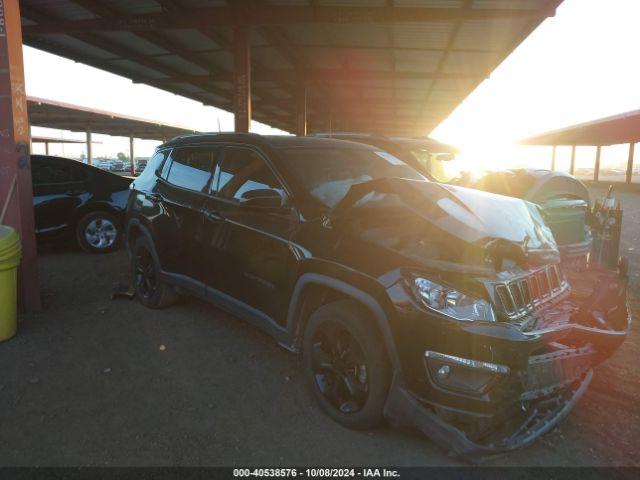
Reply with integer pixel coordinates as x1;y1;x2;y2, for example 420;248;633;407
151;69;482;86
22;6;553;34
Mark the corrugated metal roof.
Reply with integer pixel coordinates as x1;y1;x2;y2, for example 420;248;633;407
20;0;562;136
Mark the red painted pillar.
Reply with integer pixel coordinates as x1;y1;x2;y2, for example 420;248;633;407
0;0;41;311
233;26;251;133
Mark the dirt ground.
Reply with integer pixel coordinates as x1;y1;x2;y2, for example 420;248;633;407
0;187;638;467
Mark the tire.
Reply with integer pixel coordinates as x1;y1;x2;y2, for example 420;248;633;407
303;299;391;430
76;211;121;254
131;236;178;309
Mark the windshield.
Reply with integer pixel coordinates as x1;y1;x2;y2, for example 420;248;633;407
278;147;426;208
409;149;462;183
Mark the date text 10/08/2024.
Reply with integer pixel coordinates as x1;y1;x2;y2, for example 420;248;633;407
233;469;401;478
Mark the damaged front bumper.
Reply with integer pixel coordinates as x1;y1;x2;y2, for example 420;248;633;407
383;265;631;461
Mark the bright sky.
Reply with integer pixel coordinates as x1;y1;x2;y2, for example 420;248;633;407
25;0;640;170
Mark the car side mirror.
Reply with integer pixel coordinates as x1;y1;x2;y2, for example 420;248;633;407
240;188;285;209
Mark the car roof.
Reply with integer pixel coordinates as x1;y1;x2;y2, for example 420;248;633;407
160;132;378;150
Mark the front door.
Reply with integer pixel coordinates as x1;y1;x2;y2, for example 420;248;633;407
202;145;299;325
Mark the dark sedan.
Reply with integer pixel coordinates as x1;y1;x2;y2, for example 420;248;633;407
31;155;132;253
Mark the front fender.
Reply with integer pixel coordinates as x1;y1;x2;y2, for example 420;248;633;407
285;271;403;380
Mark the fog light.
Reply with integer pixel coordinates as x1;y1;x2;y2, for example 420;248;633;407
425;351;510;395
425;351;510;375
437;365;451;380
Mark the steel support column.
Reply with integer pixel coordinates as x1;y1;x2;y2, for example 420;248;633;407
569;145;576;175
233;26;251;133
44;141;49;155
594;145;601;182
551;145;556;170
296;78;307;137
626;142;635;184
0;0;41;311
129;135;135;176
86;129;92;165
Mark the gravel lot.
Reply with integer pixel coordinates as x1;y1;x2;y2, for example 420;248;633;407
0;187;638;466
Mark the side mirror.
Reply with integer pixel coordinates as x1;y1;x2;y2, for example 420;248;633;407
240;188;285;209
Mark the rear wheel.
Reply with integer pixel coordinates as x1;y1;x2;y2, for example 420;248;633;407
303;300;391;430
131;236;178;309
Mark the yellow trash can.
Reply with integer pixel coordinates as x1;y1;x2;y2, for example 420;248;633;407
0;226;21;342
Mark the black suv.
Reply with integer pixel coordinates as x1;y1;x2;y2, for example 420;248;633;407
125;133;630;460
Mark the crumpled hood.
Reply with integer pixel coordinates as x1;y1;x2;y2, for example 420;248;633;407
333;178;560;271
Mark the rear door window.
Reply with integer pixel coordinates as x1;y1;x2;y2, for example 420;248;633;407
165;146;217;193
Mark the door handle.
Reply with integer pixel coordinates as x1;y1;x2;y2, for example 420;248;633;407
147;193;162;202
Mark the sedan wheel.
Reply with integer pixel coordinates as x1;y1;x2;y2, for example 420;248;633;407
84;217;118;250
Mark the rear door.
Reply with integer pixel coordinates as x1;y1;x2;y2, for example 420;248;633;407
202;145;299;325
154;145;218;286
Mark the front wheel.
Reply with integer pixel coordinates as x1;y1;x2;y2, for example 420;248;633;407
303;300;391;430
131;236;178;309
76;211;121;253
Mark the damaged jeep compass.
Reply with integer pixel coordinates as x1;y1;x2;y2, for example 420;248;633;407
125;133;631;460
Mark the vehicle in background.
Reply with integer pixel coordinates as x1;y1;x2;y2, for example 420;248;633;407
109;160;126;172
94;159;115;171
311;132;460;183
314;133;595;268
125;133;630;460
135;158;148;175
31;155;132;253
455;169;593;267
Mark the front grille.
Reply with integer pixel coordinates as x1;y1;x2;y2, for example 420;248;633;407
494;265;569;322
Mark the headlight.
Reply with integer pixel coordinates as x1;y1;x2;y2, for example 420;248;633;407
413;277;496;322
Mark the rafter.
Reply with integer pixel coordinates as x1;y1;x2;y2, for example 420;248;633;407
23;6;553;35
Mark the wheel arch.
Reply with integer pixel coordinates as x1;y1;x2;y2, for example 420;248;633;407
286;272;402;376
73;201;122;227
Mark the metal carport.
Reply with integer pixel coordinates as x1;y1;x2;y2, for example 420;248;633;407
520;109;640;184
28;95;198;172
1;0;562;310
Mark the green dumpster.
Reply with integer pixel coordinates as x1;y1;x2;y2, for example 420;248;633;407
0;226;21;342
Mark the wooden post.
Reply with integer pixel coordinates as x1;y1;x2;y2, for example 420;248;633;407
86;129;92;165
626;142;635;184
233;26;251;133
129;135;135;176
0;0;41;311
594;145;601;182
296;77;307;137
569;145;576;175
551;145;556;171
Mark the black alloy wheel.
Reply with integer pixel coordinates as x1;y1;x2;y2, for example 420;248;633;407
303;300;391;430
311;320;370;414
134;246;157;300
